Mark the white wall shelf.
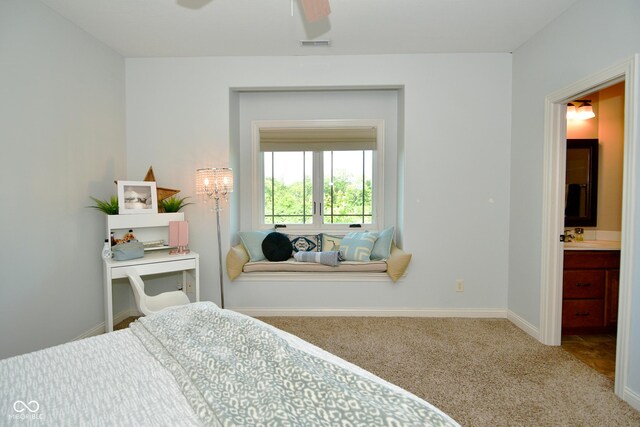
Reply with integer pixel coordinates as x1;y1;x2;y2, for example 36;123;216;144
107;212;185;247
107;212;184;236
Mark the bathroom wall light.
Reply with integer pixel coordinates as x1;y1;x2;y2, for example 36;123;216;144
567;100;595;120
577;101;595;120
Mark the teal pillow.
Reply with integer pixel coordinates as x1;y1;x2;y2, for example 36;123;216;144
371;226;394;260
339;231;378;262
239;231;270;262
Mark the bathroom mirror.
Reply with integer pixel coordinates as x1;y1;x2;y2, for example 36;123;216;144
565;139;599;227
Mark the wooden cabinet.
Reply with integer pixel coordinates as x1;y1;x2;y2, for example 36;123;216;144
562;250;620;333
606;269;619;326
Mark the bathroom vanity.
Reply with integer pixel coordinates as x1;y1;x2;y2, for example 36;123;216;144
562;247;620;333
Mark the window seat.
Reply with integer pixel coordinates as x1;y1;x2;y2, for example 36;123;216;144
226;244;411;282
244;259;388;273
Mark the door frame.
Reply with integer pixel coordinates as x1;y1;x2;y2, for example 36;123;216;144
539;55;638;399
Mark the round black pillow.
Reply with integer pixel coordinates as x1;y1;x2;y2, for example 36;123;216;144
261;232;293;262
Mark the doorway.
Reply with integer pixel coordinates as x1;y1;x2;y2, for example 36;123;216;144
560;83;625;380
539;56;638;399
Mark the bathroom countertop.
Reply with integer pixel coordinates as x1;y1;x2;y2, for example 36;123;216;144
563;240;621;251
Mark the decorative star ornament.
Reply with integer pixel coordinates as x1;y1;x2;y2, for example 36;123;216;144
143;166;180;207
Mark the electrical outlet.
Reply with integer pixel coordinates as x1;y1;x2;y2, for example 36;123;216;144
456;279;464;292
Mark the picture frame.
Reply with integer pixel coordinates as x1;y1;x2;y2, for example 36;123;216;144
117;181;158;215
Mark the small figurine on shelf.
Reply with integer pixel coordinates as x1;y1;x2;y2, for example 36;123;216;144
123;229;136;242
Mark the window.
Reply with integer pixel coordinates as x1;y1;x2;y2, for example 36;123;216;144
263;151;314;224
253;120;383;230
323;150;373;224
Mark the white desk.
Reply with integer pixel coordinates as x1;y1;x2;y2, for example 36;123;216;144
103;250;199;332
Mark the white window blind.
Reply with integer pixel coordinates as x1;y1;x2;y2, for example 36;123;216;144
259;127;377;152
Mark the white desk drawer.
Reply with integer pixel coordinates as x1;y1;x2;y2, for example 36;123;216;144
111;259;196;279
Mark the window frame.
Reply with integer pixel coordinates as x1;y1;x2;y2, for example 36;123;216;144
251;119;385;232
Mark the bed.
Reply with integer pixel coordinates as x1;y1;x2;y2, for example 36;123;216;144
0;302;459;426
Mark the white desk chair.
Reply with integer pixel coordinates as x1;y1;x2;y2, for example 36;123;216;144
125;269;191;316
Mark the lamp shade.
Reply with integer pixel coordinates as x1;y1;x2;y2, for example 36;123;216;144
196;168;234;197
567;100;595;120
576;103;595;120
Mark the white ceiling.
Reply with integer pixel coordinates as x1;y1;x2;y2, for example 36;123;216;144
38;0;579;57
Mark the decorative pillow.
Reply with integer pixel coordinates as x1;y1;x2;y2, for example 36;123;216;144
239;230;270;262
321;233;343;252
387;244;412;282
288;234;320;253
293;251;342;267
371;226;394;260
262;232;293;262
226;244;249;280
339;231;378;262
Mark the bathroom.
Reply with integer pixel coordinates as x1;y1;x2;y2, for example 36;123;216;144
561;81;625;379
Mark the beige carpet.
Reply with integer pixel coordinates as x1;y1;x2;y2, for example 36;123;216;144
258;316;640;427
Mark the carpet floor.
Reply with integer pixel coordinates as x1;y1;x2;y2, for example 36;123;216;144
257;316;640;427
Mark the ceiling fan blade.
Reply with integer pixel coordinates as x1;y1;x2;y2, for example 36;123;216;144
300;0;331;22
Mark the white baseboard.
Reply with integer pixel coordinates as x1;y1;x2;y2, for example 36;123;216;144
507;309;540;341
623;386;640;411
72;308;140;341
234;307;508;318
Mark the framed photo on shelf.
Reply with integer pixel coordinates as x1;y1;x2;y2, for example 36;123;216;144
117;181;158;215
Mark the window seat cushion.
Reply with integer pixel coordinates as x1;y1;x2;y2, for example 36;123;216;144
227;242;411;282
243;259;388;273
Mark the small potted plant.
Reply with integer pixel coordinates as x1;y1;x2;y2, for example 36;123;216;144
88;196;119;215
159;196;193;213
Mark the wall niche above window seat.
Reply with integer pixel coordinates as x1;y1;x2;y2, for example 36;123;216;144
226;233;411;282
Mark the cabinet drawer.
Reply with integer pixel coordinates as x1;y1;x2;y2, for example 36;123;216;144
562;300;604;327
563;251;620;269
563;270;605;298
111;259;196;279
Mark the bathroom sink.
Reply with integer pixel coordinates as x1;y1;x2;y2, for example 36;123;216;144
564;240;620;250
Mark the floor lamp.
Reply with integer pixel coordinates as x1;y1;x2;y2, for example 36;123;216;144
196;168;233;309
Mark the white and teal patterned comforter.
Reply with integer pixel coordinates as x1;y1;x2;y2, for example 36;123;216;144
1;302;459;426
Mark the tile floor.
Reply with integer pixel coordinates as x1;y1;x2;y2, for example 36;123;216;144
561;334;616;380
